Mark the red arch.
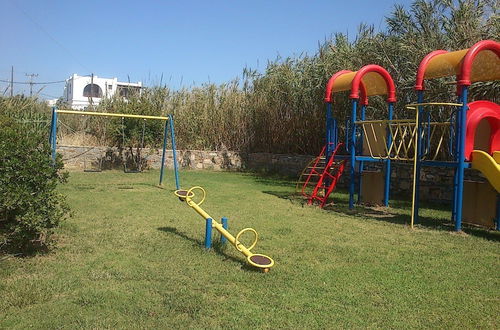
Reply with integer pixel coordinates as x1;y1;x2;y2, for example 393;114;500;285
350;64;396;103
458;40;500;86
415;50;448;91
465;100;500;160
324;70;368;105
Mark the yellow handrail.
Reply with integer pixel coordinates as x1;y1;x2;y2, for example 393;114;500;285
405;102;463;109
407;102;461;228
357;119;451;161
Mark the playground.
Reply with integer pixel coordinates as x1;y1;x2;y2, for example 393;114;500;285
1;170;498;328
1;7;499;326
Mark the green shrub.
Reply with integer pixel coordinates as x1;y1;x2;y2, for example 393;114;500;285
0;116;69;252
0;95;51;139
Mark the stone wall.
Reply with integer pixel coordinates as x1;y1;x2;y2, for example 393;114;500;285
58;146;487;202
244;152;488;202
57;145;243;171
246;152;313;176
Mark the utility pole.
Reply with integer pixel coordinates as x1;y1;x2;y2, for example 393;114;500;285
89;73;94;108
10;66;13;97
25;73;38;97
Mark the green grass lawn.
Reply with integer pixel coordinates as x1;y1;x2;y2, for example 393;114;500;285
1;170;499;328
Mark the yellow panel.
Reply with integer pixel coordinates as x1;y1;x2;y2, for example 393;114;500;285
331;71;389;97
424;49;468;79
424;48;500;82
360;171;384;205
361;72;389;96
331;71;357;93
463;180;496;227
470;50;500;83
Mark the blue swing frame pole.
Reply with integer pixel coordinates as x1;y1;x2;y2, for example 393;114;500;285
159;119;169;186
168;114;180;190
454;87;468;231
383;102;394;206
50;106;58;164
349;99;358;209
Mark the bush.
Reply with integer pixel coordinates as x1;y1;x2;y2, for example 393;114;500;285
0;116;69;252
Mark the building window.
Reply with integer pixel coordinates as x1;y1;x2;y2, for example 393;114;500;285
117;85;141;98
83;84;103;98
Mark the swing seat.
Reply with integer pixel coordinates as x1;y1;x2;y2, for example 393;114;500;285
123;165;142;173
122;150;143;173
174;189;195;202
83;157;103;173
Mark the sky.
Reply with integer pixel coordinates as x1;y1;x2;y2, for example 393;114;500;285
0;0;413;99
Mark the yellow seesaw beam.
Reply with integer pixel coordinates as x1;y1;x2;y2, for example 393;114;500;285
174;187;275;272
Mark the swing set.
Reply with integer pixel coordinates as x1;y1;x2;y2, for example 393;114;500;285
49;107;180;188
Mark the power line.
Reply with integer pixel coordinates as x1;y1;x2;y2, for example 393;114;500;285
8;0;92;74
0;78;66;85
10;66;13;97
25;73;38;96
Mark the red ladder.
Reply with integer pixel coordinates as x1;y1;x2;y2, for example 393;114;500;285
301;143;345;208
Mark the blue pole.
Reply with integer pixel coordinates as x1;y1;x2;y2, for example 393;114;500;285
326;103;334;158
333;118;338;146
50;107;58;164
221;217;228;244
384;102;394;206
357;104;366;204
451;95;462;222
495;195;500;231
349;99;358;209
49;107;55;144
412;92;424;224
454;87;468;231
159;120;169;186
205;218;213;249
168;114;180;190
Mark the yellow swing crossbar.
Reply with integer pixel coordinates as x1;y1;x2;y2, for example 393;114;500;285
56;109;169;121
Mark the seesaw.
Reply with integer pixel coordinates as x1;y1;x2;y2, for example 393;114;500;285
174;186;275;272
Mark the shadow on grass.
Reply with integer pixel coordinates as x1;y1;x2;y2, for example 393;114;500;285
262;189;500;242
0;238;51;259
241;172;297;188
157;226;263;272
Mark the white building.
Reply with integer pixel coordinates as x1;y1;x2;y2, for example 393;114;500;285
62;74;142;109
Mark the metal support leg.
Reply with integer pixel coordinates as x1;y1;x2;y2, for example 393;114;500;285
205;218;213;249
159;120;168;186
221;217;228;244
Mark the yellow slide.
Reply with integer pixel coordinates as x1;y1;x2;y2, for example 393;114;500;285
471;150;500;193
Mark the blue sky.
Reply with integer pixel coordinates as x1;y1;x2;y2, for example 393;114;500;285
0;0;412;99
